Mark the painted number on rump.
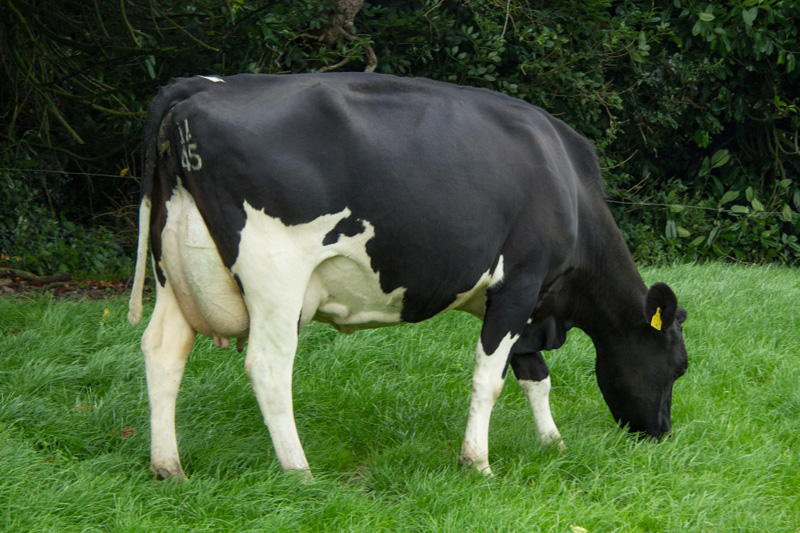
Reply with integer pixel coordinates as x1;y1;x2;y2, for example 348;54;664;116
178;119;202;171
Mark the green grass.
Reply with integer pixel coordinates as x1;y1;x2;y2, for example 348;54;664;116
1;263;799;531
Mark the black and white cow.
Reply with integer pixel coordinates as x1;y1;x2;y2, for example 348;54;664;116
128;73;688;480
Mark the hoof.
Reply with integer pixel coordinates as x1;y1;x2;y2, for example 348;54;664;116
458;456;493;476
541;431;566;454
151;465;187;482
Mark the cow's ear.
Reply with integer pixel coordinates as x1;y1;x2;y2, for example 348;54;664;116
645;282;678;331
675;306;688;325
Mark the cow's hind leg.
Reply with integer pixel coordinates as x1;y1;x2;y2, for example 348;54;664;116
141;280;196;480
240;283;311;476
509;351;565;451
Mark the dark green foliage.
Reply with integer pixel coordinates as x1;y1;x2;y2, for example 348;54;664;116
612;0;800;263
0;154;129;278
1;0;798;275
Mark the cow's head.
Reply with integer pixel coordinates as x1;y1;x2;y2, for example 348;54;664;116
594;282;688;439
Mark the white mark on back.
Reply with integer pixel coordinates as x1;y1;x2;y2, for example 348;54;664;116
177;119;202;171
199;75;225;83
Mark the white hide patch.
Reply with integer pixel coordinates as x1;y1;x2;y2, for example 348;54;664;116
460;331;520;475
489;255;505;287
447;255;505;318
518;377;563;448
232;201;406;333
159;183;249;338
199;75;225;83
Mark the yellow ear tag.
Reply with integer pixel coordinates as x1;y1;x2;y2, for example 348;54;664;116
650;307;663;331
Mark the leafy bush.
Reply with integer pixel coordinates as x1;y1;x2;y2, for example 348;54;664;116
612;0;800;264
2;0;798;272
0;155;129;278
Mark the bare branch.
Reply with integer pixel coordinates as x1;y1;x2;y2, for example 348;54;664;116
0;268;72;283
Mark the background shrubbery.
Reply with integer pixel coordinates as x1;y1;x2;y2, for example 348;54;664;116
2;0;798;276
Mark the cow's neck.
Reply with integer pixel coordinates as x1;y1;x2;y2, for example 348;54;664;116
564;207;648;346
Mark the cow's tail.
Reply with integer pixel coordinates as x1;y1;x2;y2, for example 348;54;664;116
128;85;164;326
127;196;151;326
127;80;176;326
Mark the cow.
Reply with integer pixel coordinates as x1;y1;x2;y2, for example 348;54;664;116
128;72;688;480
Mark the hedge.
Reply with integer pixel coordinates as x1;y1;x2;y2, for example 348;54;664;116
1;0;798;276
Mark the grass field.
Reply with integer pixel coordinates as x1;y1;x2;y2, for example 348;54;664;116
1;263;798;531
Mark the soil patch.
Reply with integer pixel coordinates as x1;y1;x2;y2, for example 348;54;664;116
0;273;151;300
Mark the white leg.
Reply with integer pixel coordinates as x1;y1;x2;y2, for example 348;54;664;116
141;280;196;480
244;318;310;475
460;333;518;476
231;204;326;476
518;377;565;451
237;253;312;476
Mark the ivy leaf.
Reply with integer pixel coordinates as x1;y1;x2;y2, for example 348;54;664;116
707;225;721;246
698;156;711;177
666;220;678;239
694;130;710;148
145;55;156;79
742;8;758;26
719;190;739;205
710;149;730;168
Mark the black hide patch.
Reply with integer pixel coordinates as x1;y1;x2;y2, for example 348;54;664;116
509;350;549;381
322;216;366;245
234;274;245;295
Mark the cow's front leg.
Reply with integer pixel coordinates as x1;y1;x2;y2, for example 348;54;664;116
459;333;519;476
141;280;196;481
510;351;565;451
243;305;310;477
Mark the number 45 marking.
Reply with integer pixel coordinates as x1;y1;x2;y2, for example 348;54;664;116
178;119;202;171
